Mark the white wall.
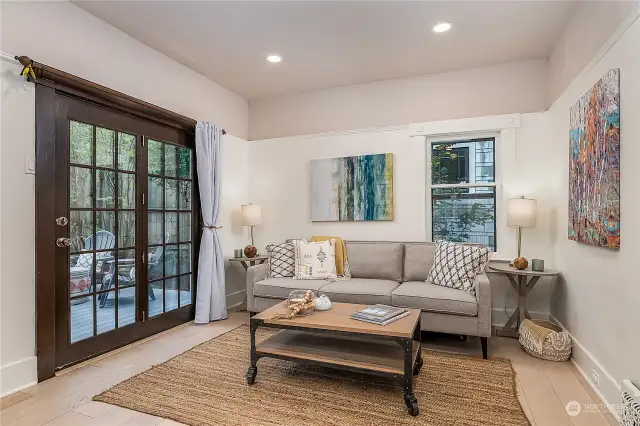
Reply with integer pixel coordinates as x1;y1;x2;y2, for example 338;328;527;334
547;10;640;416
249;112;556;325
547;1;637;105
249;59;548;140
0;1;250;397
0;1;248;139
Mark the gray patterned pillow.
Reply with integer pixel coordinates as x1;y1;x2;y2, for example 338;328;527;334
427;241;490;295
265;242;295;278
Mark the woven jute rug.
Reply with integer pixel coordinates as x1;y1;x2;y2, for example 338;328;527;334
95;325;530;426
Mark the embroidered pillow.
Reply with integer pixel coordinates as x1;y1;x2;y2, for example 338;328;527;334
427;241;490;295
293;239;337;280
265;242;295;278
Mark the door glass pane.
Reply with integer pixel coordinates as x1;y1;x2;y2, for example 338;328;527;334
70;262;92;296
179;148;191;178
118;173;136;209
148;247;163;281
165;179;177;209
165;212;178;243
116;248;136;286
165;245;178;276
70;167;93;208
70;295;94;343
179;244;191;273
97;291;115;334
179;213;191;242
148;281;163;317
70;211;93;250
118;211;136;248
179;275;192;307
96;211;115;236
148;212;163;245
165;278;179;312
165;145;177;177
148;139;163;175
70;121;93;165
148;177;163;209
118;133;136;171
96;170;115;208
179;181;191;210
96;127;115;168
118;287;136;327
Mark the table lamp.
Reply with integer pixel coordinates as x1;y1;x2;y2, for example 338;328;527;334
241;204;261;258
507;197;536;269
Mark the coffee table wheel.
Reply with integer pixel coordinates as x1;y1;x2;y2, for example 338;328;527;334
246;366;257;385
413;357;424;376
404;393;419;416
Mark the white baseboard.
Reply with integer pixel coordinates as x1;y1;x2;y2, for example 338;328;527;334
549;314;621;423
0;356;37;397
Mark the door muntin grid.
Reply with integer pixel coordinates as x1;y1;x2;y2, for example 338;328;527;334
68;120;138;343
147;139;193;318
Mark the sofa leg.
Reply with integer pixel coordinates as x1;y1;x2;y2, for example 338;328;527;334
480;337;488;359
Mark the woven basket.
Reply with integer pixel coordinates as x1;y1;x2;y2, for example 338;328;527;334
621;380;640;426
518;319;572;361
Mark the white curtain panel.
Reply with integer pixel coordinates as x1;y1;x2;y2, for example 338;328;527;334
194;121;227;323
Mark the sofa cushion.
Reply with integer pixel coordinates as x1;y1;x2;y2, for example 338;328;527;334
403;243;436;281
320;278;400;305
392;281;478;316
345;242;403;282
253;277;328;299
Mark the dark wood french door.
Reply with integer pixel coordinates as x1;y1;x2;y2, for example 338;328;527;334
42;92;198;370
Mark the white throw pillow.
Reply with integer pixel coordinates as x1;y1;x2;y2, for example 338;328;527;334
293;239;337;280
427;240;490;295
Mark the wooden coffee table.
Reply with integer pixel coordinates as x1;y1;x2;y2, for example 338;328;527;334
246;301;423;416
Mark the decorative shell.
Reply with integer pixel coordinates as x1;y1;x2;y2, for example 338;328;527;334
315;294;332;311
513;257;529;270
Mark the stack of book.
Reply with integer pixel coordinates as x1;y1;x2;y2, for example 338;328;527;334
351;305;409;326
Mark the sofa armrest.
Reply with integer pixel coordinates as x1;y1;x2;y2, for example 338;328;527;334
246;263;269;312
474;272;492;337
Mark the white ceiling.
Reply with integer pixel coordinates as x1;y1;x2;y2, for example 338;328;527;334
74;1;577;100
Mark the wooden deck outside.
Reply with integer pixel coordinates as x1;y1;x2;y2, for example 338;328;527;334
70;288;191;343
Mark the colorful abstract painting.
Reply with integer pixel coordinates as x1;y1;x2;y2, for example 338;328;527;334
569;69;620;249
311;153;393;221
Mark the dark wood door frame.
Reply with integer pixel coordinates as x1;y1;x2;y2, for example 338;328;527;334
34;75;201;381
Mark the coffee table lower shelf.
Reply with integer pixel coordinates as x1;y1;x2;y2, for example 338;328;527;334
246;323;423;416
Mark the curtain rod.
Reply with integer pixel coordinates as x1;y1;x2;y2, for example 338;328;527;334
9;54;225;135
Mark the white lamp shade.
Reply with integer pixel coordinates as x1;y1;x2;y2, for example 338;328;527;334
507;198;537;227
241;204;262;226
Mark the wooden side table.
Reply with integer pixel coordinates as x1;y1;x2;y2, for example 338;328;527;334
229;256;268;271
488;263;559;337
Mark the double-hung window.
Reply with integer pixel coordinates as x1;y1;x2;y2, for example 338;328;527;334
428;137;497;251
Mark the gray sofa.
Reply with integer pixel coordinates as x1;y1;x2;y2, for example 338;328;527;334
246;241;491;358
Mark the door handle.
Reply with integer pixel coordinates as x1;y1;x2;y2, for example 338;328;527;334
56;216;69;226
56;237;71;247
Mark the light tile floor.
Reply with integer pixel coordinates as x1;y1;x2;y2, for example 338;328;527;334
0;312;618;426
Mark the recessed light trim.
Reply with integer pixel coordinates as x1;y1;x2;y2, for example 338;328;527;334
266;55;282;63
432;21;452;33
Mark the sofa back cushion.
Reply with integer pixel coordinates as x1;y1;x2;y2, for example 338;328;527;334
345;242;403;282
403;243;436;281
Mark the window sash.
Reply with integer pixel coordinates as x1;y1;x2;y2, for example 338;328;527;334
426;136;499;251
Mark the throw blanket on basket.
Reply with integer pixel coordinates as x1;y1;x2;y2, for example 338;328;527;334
311;236;351;279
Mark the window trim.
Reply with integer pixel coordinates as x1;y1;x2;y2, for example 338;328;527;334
426;132;502;252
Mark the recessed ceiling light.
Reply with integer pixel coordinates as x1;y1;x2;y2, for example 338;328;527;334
266;55;282;63
432;22;452;33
